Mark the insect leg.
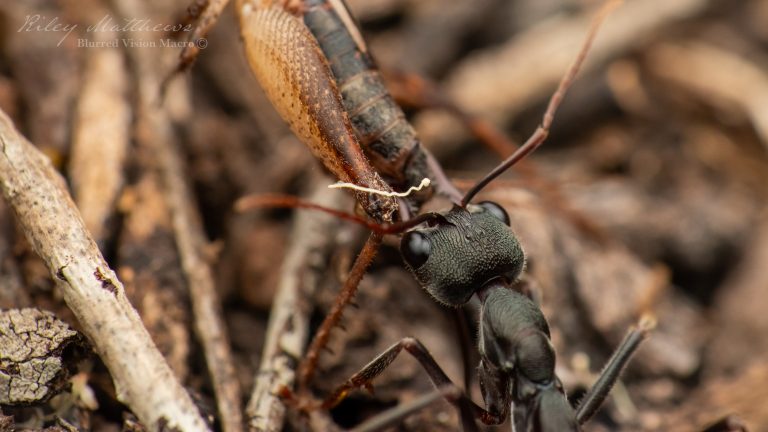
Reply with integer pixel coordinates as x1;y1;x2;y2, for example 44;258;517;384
298;232;383;388
575;315;656;425
177;0;230;73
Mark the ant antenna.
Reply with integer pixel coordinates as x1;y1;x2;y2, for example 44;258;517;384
235;193;442;234
461;0;621;207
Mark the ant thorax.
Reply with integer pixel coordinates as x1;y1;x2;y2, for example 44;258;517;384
400;202;525;306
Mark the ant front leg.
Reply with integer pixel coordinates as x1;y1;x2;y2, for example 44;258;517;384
320;337;500;432
576;315;656;425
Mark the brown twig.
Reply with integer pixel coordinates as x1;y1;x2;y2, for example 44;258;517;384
246;181;345;432
0;109;209;431
177;0;229;74
112;0;243;429
158;103;245;432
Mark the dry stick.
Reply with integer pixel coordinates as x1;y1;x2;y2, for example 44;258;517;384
298;231;384;389
158;108;245;432
111;0;243;429
246;183;344;432
0;110;209;431
69;29;130;245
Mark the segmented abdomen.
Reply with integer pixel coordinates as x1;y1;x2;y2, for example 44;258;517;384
238;2;398;221
302;0;435;209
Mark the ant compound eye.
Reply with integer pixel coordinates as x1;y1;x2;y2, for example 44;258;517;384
479;201;510;226
400;231;431;269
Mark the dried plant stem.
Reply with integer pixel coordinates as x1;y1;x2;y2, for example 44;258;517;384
246;183;344;432
112;0;244;429
158;112;245;432
0;109;209;431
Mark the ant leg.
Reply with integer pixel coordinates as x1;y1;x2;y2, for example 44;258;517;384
321;337;502;430
575;315;656;425
298;232;383;388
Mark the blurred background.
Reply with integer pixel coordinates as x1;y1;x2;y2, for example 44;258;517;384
0;0;767;430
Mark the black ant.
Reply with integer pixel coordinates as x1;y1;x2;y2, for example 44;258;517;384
223;0;658;430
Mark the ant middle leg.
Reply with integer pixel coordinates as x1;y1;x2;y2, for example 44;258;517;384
575;315;656;425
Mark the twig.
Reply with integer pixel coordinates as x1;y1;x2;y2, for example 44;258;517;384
69;29;130;245
158;95;245;432
246;182;344;432
0;109;209;431
112;0;244;430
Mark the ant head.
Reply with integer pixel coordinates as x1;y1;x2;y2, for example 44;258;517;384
400;202;524;306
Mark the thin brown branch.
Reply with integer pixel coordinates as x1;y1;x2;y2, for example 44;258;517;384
158;96;245;432
0;109;209;431
246;182;344;432
111;0;244;429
